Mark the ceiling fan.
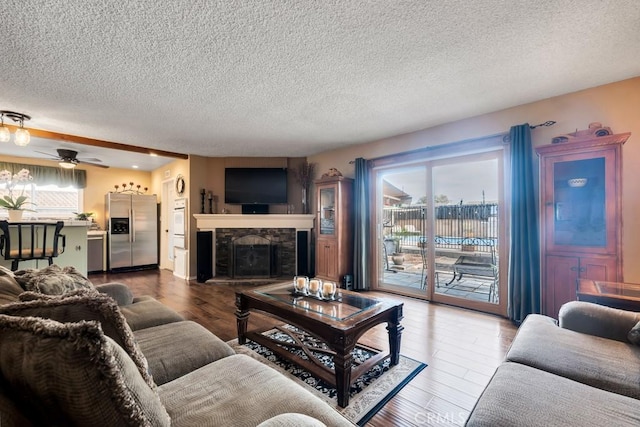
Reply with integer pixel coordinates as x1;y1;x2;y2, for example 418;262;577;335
36;148;109;169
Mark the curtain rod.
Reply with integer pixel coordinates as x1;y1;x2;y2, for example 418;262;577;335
349;120;556;163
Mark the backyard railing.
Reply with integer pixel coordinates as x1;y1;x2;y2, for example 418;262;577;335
383;202;499;255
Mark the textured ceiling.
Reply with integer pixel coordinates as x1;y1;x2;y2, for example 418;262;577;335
1;0;639;168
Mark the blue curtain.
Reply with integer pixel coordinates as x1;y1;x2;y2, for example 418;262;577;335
508;124;541;322
353;158;370;290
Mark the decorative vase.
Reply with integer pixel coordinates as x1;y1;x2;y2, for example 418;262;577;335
8;210;23;221
301;188;308;214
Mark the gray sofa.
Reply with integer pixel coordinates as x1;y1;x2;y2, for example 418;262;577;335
0;266;353;426
466;301;640;426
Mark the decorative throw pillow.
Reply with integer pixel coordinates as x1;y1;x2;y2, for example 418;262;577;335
0;315;170;426
13;264;95;295
0;265;15;277
0;271;24;305
628;321;640;345
1;290;154;387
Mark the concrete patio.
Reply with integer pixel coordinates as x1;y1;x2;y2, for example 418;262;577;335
382;250;498;303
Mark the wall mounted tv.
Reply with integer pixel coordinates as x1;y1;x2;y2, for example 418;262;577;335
224;168;288;204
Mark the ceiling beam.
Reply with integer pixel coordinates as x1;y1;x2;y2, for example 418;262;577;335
4;124;189;159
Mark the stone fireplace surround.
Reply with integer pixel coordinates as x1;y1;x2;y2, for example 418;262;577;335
193;214;315;279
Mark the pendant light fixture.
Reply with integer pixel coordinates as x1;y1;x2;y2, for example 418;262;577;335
0;110;31;146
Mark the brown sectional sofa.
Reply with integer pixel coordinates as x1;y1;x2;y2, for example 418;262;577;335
466;301;640;426
0;266;353;426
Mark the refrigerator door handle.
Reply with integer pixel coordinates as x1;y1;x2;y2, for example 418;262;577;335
131;209;135;242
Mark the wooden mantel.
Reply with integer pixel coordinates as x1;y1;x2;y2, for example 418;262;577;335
194;214;315;230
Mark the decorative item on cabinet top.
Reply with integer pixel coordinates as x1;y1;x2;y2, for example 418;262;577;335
111;182;148;194
320;168;343;179
551;122;613;144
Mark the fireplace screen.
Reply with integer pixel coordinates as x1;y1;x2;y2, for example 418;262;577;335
234;244;270;277
232;235;275;278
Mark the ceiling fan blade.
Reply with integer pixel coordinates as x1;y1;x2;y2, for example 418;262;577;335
77;157;102;163
79;160;109;169
34;150;59;159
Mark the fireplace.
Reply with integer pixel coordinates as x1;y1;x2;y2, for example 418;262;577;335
194;214;315;280
216;228;296;278
232;235;279;278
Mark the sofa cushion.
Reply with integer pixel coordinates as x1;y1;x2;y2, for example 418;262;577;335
158;354;353;427
1;290;154;387
0;315;170;426
119;297;184;330
466;362;640;426
506;314;640;399
13;264;95;295
0;266;23;305
134;320;235;385
559;301;640;342
94;282;135;305
627;321;640;345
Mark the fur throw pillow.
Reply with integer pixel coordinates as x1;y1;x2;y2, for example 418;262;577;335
0;315;170;426
13;264;95;295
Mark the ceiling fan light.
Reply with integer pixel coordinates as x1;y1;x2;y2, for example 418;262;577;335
59;160;76;169
0;126;9;143
14;128;30;146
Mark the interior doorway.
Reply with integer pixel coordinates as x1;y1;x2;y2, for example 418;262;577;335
160;178;176;271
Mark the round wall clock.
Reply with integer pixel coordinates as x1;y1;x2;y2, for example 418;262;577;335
175;175;186;196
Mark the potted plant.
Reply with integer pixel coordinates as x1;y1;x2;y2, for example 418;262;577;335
73;212;94;221
390;232;406;266
461;228;475;252
0;169;35;221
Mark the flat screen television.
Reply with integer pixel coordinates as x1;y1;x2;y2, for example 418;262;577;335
225;168;288;204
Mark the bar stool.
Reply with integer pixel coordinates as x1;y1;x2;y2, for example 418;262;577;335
0;221;66;271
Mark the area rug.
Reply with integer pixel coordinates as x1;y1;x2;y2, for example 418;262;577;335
228;326;426;426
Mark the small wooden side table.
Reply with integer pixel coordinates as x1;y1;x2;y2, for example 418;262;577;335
577;279;640;312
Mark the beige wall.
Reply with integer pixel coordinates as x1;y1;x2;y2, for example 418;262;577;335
148;155;306;278
308;77;640;282
4;78;638;281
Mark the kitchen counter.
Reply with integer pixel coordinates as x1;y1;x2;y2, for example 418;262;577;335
0;219;92;275
3;219;92;227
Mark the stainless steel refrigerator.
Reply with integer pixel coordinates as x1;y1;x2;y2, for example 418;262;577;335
106;193;158;270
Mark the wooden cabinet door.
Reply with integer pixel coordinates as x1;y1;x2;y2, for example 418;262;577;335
544;255;579;318
316;239;337;280
580;256;617;282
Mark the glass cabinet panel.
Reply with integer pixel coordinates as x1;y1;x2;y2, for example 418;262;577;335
319;187;336;235
553;157;606;247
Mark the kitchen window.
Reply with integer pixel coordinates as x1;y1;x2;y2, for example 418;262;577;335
0;183;83;219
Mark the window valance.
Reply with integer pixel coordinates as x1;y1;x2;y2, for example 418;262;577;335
0;162;87;189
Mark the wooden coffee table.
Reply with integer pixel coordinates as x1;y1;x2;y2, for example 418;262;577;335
235;282;404;407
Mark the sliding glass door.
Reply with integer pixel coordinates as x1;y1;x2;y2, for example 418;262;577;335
373;150;506;315
376;166;428;292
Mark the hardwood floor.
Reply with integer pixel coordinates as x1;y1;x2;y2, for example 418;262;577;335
90;269;518;427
